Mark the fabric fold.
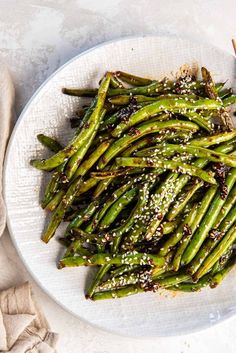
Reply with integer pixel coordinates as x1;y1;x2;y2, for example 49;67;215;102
0;63;14;237
3;313;36;350
0;282;58;352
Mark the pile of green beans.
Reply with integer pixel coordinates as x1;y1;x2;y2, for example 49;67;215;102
31;68;236;300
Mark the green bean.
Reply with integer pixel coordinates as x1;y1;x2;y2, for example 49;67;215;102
167;181;204;221
108;95;157;105
180;186;219;259
91;131;111;146
111;98;221;137
112;182;153;250
215;82;226;91
46;176;98;211
102;261;174;291
111;265;141;278
91;167;138;179
65;132;96;179
116;157;217;184
122;135;165;157
98;272;141;291
213;185;236;228
219;245;234;266
135;145;176;158
99;103;151;132
99;114;119;131
100;104;153;132
108;94;198;106
66;201;99;233
218;207;236;233
218;88;233;99
138;113;173;125
125;132;192;157
182;168;236;265
135;143;236;167
45;189;65;211
194;224;236;280
37;134;63;153
45;119;109;205
123;131;187;156
64;239;92;257
65;109;106;179
85;181;133;233
190;130;236;147
99;188;138;229
69;228;108;246
144;174;185;240
187;230;226;275
181;111;214;132
171;187;218;270
223;94;236;106
42;177;83;243
92;163;117;198
210;255;236;288
172;233;193;272
75;99;97;134
76;177;98;195
63;81;164;98
155;273;191;288
159;203;199;256
98;120;199;169
86;264;111;298
92;284;143;300
73;139;111;178
59;252;165;268
162;220;180;234
211;260;222;274
31;74;111;171
154;254;176;279
64;238;89;256
62;88;97;97
41;162;66;209
109;73;124;88
169;274;211;292
115;71;153;86
121;221;146;250
39;136;65;209
151;267;173;281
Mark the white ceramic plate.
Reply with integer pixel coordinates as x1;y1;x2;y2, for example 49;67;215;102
4;36;236;337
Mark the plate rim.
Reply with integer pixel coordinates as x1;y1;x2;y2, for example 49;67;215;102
3;34;236;337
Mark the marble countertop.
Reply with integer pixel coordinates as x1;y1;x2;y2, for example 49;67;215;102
1;1;236;352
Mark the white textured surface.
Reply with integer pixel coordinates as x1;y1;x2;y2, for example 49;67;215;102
1;0;236;352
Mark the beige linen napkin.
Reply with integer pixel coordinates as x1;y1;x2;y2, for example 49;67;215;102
0;283;58;352
0;65;58;352
0;64;14;236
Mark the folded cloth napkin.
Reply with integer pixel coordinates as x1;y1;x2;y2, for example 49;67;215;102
0;64;58;352
0;64;14;236
0;282;58;352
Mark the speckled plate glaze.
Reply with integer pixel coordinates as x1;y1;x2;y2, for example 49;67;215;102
4;36;236;337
